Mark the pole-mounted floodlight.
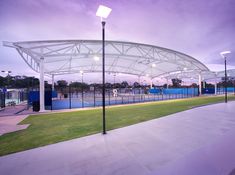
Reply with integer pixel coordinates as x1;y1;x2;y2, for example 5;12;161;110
220;51;231;58
220;50;231;103
96;5;112;135
96;5;112;21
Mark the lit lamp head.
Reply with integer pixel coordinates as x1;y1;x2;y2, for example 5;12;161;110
96;5;112;21
151;63;156;68
220;51;231;59
93;56;100;61
80;70;84;75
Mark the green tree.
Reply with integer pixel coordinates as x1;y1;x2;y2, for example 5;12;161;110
121;81;129;88
56;80;68;88
133;82;140;88
171;78;182;88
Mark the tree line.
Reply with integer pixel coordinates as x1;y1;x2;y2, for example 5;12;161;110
0;75;234;90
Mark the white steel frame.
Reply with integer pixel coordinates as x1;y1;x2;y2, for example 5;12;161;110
3;40;211;110
3;40;209;77
163;69;235;96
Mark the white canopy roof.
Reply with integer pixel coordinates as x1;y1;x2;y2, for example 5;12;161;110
3;40;209;78
164;69;235;81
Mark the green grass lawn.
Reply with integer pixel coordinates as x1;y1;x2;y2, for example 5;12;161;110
0;95;235;156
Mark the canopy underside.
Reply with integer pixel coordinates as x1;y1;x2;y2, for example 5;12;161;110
3;40;210;78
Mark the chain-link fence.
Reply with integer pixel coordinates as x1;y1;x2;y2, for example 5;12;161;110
0;91;5;108
26;85;235;111
49;86;199;110
0;89;28;109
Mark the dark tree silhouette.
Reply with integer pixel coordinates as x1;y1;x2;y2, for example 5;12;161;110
171;78;182;88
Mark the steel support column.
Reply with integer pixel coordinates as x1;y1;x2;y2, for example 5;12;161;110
150;79;153;89
52;74;55;91
39;57;45;111
215;80;217;95
198;74;202;96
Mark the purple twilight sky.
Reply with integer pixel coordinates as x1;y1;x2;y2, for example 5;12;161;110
0;0;235;83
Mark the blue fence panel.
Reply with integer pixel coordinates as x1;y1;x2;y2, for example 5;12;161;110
161;88;198;95
163;88;181;94
227;87;235;92
202;88;215;94
216;87;234;93
188;88;199;96
28;90;57;105
149;88;161;94
28;91;39;104
52;91;58;98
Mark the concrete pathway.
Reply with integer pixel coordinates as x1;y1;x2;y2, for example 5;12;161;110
0;102;235;175
0;103;27;117
0;115;29;136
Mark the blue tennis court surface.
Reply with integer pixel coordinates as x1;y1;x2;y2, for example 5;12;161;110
36;87;234;110
49;93;194;110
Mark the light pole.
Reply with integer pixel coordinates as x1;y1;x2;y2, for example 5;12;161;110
96;5;112;134
1;71;11;108
220;51;231;103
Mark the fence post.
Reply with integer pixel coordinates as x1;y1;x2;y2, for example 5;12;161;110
51;85;53;111
93;86;96;107
187;87;188;98
233;82;235;96
81;84;84;108
69;86;71;109
109;88;111;106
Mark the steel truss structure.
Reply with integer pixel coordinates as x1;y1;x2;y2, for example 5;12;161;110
3;40;209;78
3;40;215;111
164;69;235;81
